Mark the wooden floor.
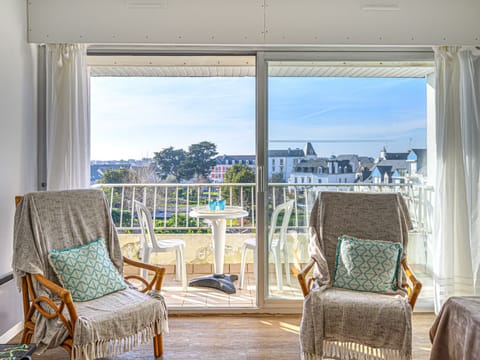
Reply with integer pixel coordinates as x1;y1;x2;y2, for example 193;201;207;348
12;313;435;359
162;271;302;308
136;264;434;310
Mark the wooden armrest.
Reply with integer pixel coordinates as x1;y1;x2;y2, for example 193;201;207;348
298;257;423;309
297;258;317;297
33;274;73;304
123;256;166;291
401;258;422;310
29;274;78;335
15;195;23;207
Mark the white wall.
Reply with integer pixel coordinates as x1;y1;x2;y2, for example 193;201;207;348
0;0;38;338
28;0;480;45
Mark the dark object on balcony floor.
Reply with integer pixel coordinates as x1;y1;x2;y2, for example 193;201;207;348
0;343;36;360
189;274;238;294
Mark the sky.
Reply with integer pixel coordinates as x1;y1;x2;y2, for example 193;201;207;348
90;75;426;161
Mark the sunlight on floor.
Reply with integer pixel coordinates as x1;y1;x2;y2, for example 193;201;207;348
160;271;304;309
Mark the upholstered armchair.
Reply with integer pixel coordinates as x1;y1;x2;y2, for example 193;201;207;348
297;191;422;360
13;190;168;359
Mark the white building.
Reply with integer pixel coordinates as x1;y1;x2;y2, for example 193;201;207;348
369;148;427;184
268;142;316;181
288;154;374;185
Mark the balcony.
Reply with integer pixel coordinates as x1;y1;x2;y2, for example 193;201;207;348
94;182;433;309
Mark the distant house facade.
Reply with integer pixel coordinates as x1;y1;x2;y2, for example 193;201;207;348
286;145;429;186
209;155;256;183
92;145;427;186
406;149;427;178
369;147;427;184
210;142;317;183
268;142;317;182
90;158;157;184
288;154;374;185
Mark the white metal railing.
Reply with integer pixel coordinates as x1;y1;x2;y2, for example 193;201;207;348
93;183;433;237
93;183;256;232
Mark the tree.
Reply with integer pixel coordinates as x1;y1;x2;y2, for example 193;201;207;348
154;141;218;182
181;141;218;180
154;147;187;180
224;163;255;183
97;167;136;184
134;163;161;183
223;164;255;205
97;168;137;226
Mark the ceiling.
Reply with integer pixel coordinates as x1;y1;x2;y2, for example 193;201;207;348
88;56;434;78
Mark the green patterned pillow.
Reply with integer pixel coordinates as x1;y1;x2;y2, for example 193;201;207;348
332;235;403;293
48;238;126;302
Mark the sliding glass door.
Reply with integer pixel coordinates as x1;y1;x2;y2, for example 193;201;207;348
258;52;434;308
90;51;434;311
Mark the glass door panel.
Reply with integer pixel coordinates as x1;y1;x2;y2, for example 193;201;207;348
90;55;257;309
265;60;431;301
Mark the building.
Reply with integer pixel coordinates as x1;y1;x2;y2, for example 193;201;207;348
268;142;317;182
209;155;256;183
407;149;428;178
287;146;428;186
211;142;316;183
288;154;374;185
369;147;427;184
90;158;158;184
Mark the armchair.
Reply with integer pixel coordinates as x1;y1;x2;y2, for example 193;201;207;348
13;190;168;359
297;191;422;360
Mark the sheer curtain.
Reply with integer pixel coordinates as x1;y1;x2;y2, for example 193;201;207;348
433;46;480;312
45;44;90;190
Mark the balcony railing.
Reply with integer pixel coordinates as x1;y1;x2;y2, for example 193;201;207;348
93;182;433;237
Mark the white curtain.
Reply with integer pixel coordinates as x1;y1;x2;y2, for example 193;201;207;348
46;44;90;190
433;46;480;312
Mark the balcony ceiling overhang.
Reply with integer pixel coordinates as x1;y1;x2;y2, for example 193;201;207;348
88;56;434;78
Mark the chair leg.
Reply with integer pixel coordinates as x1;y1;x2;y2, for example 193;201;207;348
179;245;187;291
283;245;291;286
21;327;33;343
239;243;248;289
153;329;163;358
61;343;73;359
142;248;151;279
272;248;283;291
175;248;181;281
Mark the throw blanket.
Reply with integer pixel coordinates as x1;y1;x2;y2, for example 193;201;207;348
430;297;480;360
12;190;168;360
301;287;412;360
301;192;413;360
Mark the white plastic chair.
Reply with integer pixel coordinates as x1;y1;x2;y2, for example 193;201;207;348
135;200;187;291
239;200;295;290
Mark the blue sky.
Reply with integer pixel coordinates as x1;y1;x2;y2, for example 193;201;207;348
91;77;255;160
269;77;427;157
91;76;426;160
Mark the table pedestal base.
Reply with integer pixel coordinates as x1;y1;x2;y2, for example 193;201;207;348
189;274;238;294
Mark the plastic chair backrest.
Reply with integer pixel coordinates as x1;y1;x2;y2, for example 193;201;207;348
268;200;294;251
135;200;161;251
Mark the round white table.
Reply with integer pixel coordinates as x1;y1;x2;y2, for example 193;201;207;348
189;206;248;294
